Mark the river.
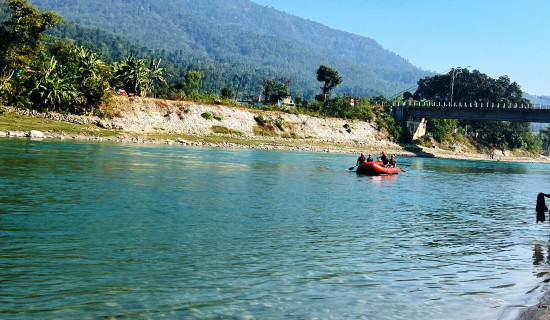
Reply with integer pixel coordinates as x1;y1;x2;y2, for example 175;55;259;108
1;138;550;319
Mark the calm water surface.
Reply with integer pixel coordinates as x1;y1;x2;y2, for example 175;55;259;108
2;138;550;319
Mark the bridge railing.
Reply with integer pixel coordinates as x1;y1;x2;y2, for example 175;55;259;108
391;101;550;109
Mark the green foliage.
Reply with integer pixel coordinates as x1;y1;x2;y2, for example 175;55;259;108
539;128;550;154
0;0;58;103
28;0;429;100
343;123;351;133
281;132;300;139
29;56;79;112
201;111;212;120
467;120;540;152
253;113;279;134
426;118;458;142
317;65;342;105
414;68;540;152
253;125;278;137
375;111;403;142
254;113;266;126
114;55;165;97
183;71;201;96
49;43;112;113
221;87;234;100
0;0;58;75
263;77;290;103
275;115;285;131
315;96;374;122
414;134;434;148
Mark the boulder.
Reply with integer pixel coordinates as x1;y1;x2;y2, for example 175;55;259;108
28;130;45;138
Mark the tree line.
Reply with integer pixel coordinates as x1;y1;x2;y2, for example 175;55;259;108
408;68;541;153
0;0;223;115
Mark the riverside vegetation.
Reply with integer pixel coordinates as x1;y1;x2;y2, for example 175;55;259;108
0;0;548;160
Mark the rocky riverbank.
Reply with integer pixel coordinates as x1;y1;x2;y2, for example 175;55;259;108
1;96;548;163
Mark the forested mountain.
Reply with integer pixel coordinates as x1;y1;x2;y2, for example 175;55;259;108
525;94;550;106
27;0;431;99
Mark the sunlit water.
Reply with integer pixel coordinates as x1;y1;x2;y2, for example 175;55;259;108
2;138;550;319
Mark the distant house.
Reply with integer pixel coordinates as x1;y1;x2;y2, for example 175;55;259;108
280;96;295;106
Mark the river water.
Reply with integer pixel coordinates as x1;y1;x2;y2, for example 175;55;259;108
1;138;550;319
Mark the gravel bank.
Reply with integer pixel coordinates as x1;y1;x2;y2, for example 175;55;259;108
1;96;548;163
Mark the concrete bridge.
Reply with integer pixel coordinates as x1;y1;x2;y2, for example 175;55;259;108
390;102;550;139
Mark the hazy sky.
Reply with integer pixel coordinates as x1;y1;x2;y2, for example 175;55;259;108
252;0;549;96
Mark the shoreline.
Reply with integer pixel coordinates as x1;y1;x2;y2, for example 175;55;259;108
1;128;548;165
2;99;549;164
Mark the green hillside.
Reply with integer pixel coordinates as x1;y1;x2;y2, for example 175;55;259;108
28;0;431;99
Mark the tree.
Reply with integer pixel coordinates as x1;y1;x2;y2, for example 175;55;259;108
0;0;58;100
183;71;201;97
221;87;234;100
426;118;458;142
263;77;290;103
316;65;342;106
114;55;165;97
30;56;79;112
415;68;529;106
414;68;538;150
539;128;550;154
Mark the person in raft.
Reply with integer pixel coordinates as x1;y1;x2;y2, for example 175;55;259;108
366;153;373;162
536;192;550;223
356;153;366;166
378;151;389;166
388;154;397;167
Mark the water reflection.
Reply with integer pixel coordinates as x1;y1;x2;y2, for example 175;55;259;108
532;242;550;272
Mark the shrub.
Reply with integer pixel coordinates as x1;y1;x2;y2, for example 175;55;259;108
275;116;285;131
211;125;244;135
253;125;278;137
343;123;351;133
254;113;267;126
201;111;213;120
414;135;434;148
281;132;300;139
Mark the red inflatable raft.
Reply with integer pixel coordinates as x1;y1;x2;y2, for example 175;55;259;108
356;161;399;175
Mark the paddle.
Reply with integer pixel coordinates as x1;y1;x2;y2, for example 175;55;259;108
399;168;406;173
349;165;357;170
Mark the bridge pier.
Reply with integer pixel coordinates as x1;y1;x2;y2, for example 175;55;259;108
391;105;427;139
406;117;427;140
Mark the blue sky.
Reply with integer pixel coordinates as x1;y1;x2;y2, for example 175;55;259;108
252;0;549;96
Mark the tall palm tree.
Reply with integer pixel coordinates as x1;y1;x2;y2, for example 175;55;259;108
115;55;165;97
